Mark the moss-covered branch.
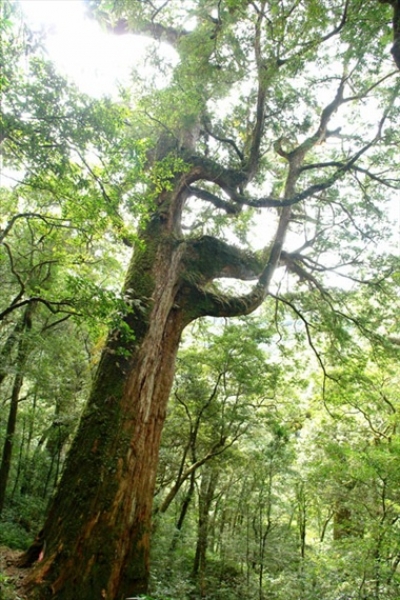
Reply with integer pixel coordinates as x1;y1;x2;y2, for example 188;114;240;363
183;235;263;284
180;281;266;321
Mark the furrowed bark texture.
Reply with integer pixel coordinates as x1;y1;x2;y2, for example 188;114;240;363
24;217;191;598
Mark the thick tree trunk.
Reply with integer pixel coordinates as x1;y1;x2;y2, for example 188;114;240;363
24;216;190;599
20;174;285;598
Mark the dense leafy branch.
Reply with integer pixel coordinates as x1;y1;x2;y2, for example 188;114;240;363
271;0;350;65
0;213;78;244
86;0;189;47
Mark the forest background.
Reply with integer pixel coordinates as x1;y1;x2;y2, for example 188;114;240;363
1;0;400;599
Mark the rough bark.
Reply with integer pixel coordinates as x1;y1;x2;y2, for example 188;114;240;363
23;218;188;598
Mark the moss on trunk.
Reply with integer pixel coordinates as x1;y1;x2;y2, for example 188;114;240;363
23;218;188;599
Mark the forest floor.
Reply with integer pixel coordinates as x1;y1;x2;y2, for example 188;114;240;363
0;547;29;599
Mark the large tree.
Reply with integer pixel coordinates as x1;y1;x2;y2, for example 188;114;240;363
18;1;400;598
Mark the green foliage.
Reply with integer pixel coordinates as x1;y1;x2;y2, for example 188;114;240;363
0;492;46;550
148;301;400;599
0;519;31;551
0;572;15;600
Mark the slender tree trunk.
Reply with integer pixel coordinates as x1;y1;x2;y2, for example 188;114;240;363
19;390;38;496
11;414;26;498
0;319;25;388
192;467;219;597
0;367;25;514
297;482;307;559
0;305;34;515
169;471;196;553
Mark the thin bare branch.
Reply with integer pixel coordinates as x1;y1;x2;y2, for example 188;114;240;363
0;296;78;322
202;120;245;163
188;186;240;214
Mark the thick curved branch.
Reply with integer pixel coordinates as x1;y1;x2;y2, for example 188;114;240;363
183;235;263;283
180;198;291;320
182;76;383;322
184;153;248;191
186;154;336;209
185;79;366;323
180;281;265;321
88;0;188;49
